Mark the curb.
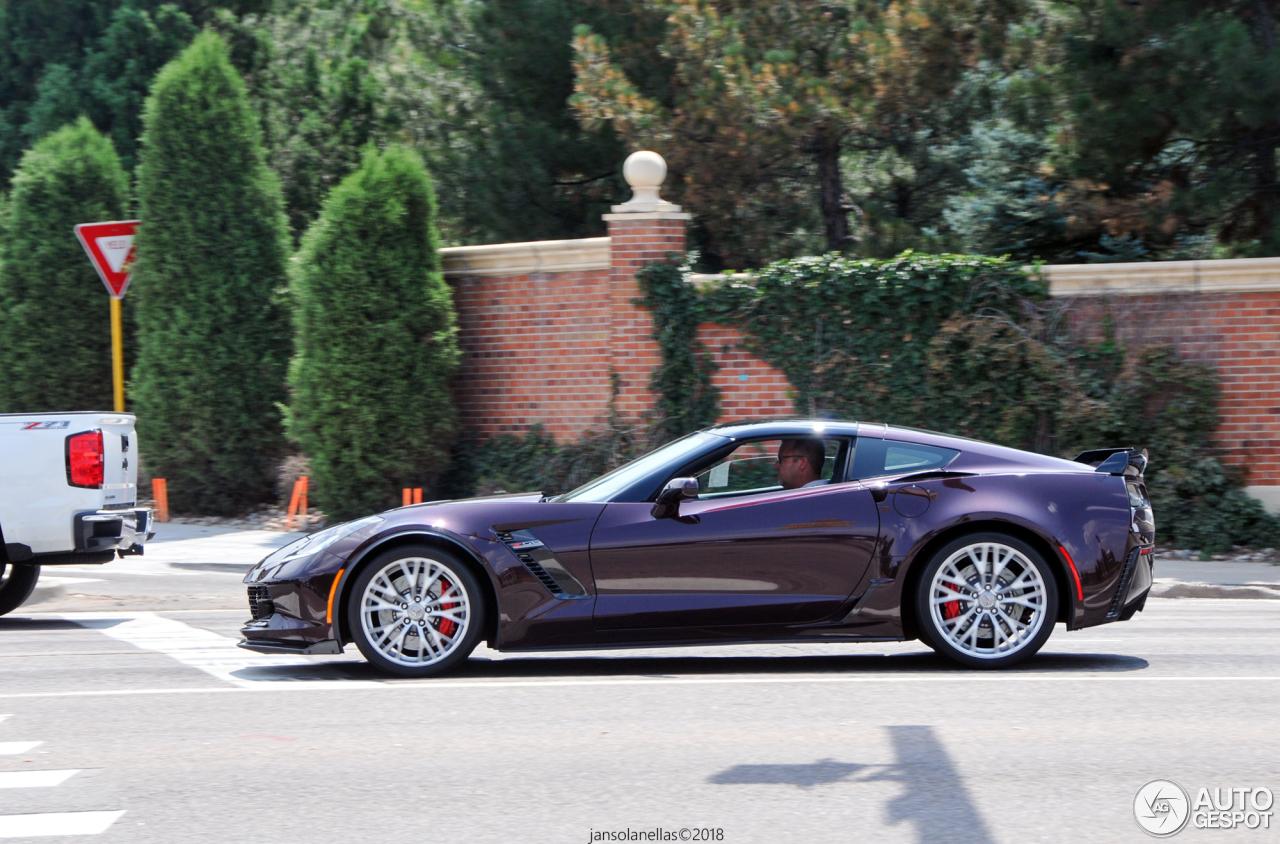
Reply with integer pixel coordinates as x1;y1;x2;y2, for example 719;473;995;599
1150;579;1280;600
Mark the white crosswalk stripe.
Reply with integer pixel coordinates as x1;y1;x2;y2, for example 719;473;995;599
0;742;41;755
71;612;380;689
0;811;126;838
0;717;121;836
0;771;80;789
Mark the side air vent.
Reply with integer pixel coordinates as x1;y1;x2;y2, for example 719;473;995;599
1107;548;1141;619
520;556;567;596
495;528;589;598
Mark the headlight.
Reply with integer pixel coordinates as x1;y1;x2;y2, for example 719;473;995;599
279;515;385;561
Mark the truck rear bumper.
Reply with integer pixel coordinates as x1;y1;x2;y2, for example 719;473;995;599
74;508;155;555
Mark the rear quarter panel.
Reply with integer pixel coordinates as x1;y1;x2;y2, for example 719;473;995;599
862;471;1129;632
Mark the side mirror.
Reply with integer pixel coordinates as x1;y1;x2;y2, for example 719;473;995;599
651;477;699;519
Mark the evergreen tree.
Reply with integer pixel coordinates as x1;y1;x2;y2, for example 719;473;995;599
131;31;290;514
289;146;459;522
1058;0;1280;255
0;0;265;184
0;118;129;412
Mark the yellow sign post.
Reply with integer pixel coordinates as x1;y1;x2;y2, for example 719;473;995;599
110;297;125;412
73;220;139;412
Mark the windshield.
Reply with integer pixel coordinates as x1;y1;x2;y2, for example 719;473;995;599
555;432;723;503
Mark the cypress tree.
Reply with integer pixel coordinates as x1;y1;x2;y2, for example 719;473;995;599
290;146;459;521
0;117;128;412
131;31;290;514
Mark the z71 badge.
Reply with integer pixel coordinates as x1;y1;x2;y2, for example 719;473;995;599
22;421;70;430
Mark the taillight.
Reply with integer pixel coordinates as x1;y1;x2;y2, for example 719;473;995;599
66;430;105;488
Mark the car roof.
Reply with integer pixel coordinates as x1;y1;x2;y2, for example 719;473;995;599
702;418;861;439
702;418;1092;474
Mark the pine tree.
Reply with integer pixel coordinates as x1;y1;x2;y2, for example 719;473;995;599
131;31;290;514
289;146;459;522
0;117;129;412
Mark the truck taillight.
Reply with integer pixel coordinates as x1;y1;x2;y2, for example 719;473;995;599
66;430;105;488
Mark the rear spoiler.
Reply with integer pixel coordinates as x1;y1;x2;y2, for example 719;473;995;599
1073;447;1148;478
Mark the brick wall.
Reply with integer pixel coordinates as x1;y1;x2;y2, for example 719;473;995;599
697;324;794;418
443;224;795;440
1065;291;1280;485
607;217;686;420
450;267;614;440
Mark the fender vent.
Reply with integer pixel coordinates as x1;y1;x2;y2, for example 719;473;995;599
495;529;588;598
1107;548;1141;619
519;556;566;596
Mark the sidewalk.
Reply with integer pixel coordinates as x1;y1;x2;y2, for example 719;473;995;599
1150;555;1280;599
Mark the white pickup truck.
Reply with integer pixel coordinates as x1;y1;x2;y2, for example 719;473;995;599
0;412;153;615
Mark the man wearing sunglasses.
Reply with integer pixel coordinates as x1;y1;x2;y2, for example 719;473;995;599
776;437;827;490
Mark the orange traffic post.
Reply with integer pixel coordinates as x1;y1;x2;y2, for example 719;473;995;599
152;478;169;523
285;478;303;530
402;488;412;507
413;488;423;504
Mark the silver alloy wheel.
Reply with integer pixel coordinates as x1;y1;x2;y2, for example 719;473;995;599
357;556;471;668
927;541;1048;660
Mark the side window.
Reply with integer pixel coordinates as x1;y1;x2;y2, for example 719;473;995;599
694;438;843;498
851;439;959;479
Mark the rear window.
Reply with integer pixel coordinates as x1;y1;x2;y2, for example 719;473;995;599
852;439;959;479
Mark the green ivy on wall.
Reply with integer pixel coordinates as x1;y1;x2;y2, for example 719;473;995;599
634;255;721;441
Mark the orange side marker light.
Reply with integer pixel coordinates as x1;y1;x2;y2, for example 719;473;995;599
327;568;345;625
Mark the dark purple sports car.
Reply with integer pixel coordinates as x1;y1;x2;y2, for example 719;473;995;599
239;420;1156;675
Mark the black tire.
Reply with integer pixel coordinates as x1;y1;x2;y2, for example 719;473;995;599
913;532;1058;669
345;545;486;678
0;564;41;616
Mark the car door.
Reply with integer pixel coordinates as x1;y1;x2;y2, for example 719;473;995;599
589;438;880;630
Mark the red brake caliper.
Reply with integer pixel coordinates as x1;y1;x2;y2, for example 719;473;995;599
436;577;458;638
942;584;961;620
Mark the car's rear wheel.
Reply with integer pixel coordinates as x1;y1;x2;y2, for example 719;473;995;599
346;546;485;678
0;564;41;616
915;533;1058;669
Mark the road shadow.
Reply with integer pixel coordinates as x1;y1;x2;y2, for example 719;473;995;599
708;726;995;844
168;562;254;574
0;617;124;630
710;759;865;788
232;648;1147;683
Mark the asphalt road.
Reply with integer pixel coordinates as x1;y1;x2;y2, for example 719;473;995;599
0;526;1277;842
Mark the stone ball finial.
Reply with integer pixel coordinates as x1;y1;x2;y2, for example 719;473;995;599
624;151;666;193
613;150;679;213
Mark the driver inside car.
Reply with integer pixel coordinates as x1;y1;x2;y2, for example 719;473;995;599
777;438;827;489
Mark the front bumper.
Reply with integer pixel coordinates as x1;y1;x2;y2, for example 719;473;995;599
239;570;342;652
75;508;154;555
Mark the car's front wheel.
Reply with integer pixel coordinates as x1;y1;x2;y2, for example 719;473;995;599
346;546;486;678
915;533;1058;669
0;564;41;616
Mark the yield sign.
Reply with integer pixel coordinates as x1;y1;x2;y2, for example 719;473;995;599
74;220;139;298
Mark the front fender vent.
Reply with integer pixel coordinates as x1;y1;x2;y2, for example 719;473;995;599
496;529;589;598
